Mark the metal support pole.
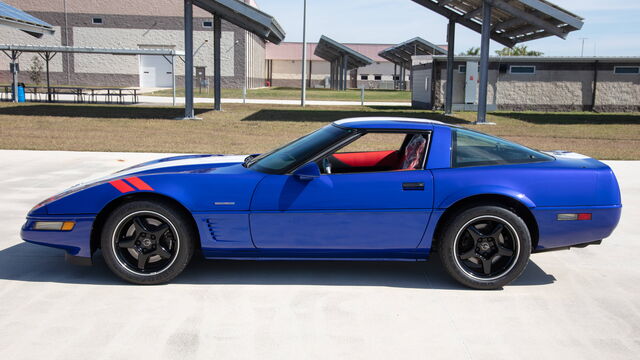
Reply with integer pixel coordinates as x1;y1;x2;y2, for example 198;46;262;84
183;0;195;119
477;1;492;124
213;14;221;111
342;54;348;91
11;51;18;102
300;0;307;106
172;56;176;106
337;59;341;90
445;19;455;115
393;63;397;90
38;52;55;103
330;61;334;89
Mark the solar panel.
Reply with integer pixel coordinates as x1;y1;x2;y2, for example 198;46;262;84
411;0;584;47
314;35;373;70
193;0;285;44
0;1;54;38
379;37;447;66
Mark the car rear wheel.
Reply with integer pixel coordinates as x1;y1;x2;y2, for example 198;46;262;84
438;205;531;290
101;200;195;284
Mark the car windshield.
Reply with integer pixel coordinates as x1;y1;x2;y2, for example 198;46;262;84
247;125;353;174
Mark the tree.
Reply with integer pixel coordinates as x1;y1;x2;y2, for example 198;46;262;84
28;56;44;85
495;45;543;56
459;47;480;56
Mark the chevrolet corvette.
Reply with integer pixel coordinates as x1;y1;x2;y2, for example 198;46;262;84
21;117;622;289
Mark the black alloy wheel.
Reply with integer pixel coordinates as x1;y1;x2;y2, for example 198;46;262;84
438;205;531;290
454;216;519;280
113;211;178;274
101;200;195;284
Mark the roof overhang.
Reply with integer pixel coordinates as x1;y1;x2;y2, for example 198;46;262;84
0;44;185;56
314;35;373;69
432;55;640;63
379;37;447;65
411;0;584;47
193;0;285;44
0;1;54;38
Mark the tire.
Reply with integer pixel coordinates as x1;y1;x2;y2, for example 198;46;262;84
437;205;531;290
101;200;196;285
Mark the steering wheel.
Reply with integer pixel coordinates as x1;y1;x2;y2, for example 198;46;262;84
322;157;332;174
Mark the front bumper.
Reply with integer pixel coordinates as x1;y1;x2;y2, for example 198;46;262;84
21;215;96;259
533;205;621;251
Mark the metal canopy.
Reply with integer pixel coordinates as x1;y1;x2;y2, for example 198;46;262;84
1;44;183;104
412;0;584;123
183;0;286;118
0;44;184;56
314;35;373;70
0;1;54;38
314;35;373;91
193;0;285;44
411;0;584;47
379;37;447;66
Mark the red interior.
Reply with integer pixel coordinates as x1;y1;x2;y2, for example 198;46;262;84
333;150;400;168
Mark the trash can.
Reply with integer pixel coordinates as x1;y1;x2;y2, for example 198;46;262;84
17;83;25;102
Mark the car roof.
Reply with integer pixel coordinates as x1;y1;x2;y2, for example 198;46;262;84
332;117;447;130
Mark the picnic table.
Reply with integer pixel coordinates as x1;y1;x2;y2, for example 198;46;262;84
2;85;139;104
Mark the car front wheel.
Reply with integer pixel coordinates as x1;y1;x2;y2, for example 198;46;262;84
438;205;531;290
101;200;195;284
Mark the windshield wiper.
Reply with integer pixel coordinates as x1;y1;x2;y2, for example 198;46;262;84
243;154;258;168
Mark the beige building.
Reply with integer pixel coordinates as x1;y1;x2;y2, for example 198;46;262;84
266;42;413;89
0;0;267;89
412;55;640;112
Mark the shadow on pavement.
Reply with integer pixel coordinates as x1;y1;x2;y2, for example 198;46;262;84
242;109;469;124
0;242;555;289
494;112;640;125
0;104;211;119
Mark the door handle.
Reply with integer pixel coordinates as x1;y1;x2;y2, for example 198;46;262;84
402;182;425;191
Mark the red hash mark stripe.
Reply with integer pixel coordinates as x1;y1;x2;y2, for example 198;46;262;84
109;179;135;193
126;177;154;191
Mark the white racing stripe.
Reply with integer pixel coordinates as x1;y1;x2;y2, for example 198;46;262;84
69;154;248;190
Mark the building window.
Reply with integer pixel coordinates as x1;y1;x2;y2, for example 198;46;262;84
509;65;535;74
92;17;103;25
374;74;382;81
393;75;400;81
202;21;213;28
458;65;466;73
614;66;639;75
360;75;369;80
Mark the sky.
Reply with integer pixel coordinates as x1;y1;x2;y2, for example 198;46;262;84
258;0;640;56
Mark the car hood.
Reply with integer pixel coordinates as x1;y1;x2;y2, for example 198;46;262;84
115;154;249;176
30;154;260;215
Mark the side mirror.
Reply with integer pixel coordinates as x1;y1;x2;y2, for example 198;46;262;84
292;162;320;181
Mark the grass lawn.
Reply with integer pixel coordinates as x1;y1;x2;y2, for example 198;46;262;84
0;102;638;160
147;87;412;102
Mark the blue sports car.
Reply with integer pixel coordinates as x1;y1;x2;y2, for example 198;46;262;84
21;117;622;289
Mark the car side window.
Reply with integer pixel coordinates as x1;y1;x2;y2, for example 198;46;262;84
452;128;553;168
319;131;429;174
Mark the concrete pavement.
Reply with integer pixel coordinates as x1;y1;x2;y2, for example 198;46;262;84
0;150;638;360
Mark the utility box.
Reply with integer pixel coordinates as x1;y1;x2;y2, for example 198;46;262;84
464;61;478;104
410;56;434;110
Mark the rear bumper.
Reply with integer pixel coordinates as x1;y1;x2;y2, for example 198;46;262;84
533;205;621;251
21;215;95;259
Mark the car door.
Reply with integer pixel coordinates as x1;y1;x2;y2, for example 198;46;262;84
249;131;434;252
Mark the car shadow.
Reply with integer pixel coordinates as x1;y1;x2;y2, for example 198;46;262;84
0;242;555;289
